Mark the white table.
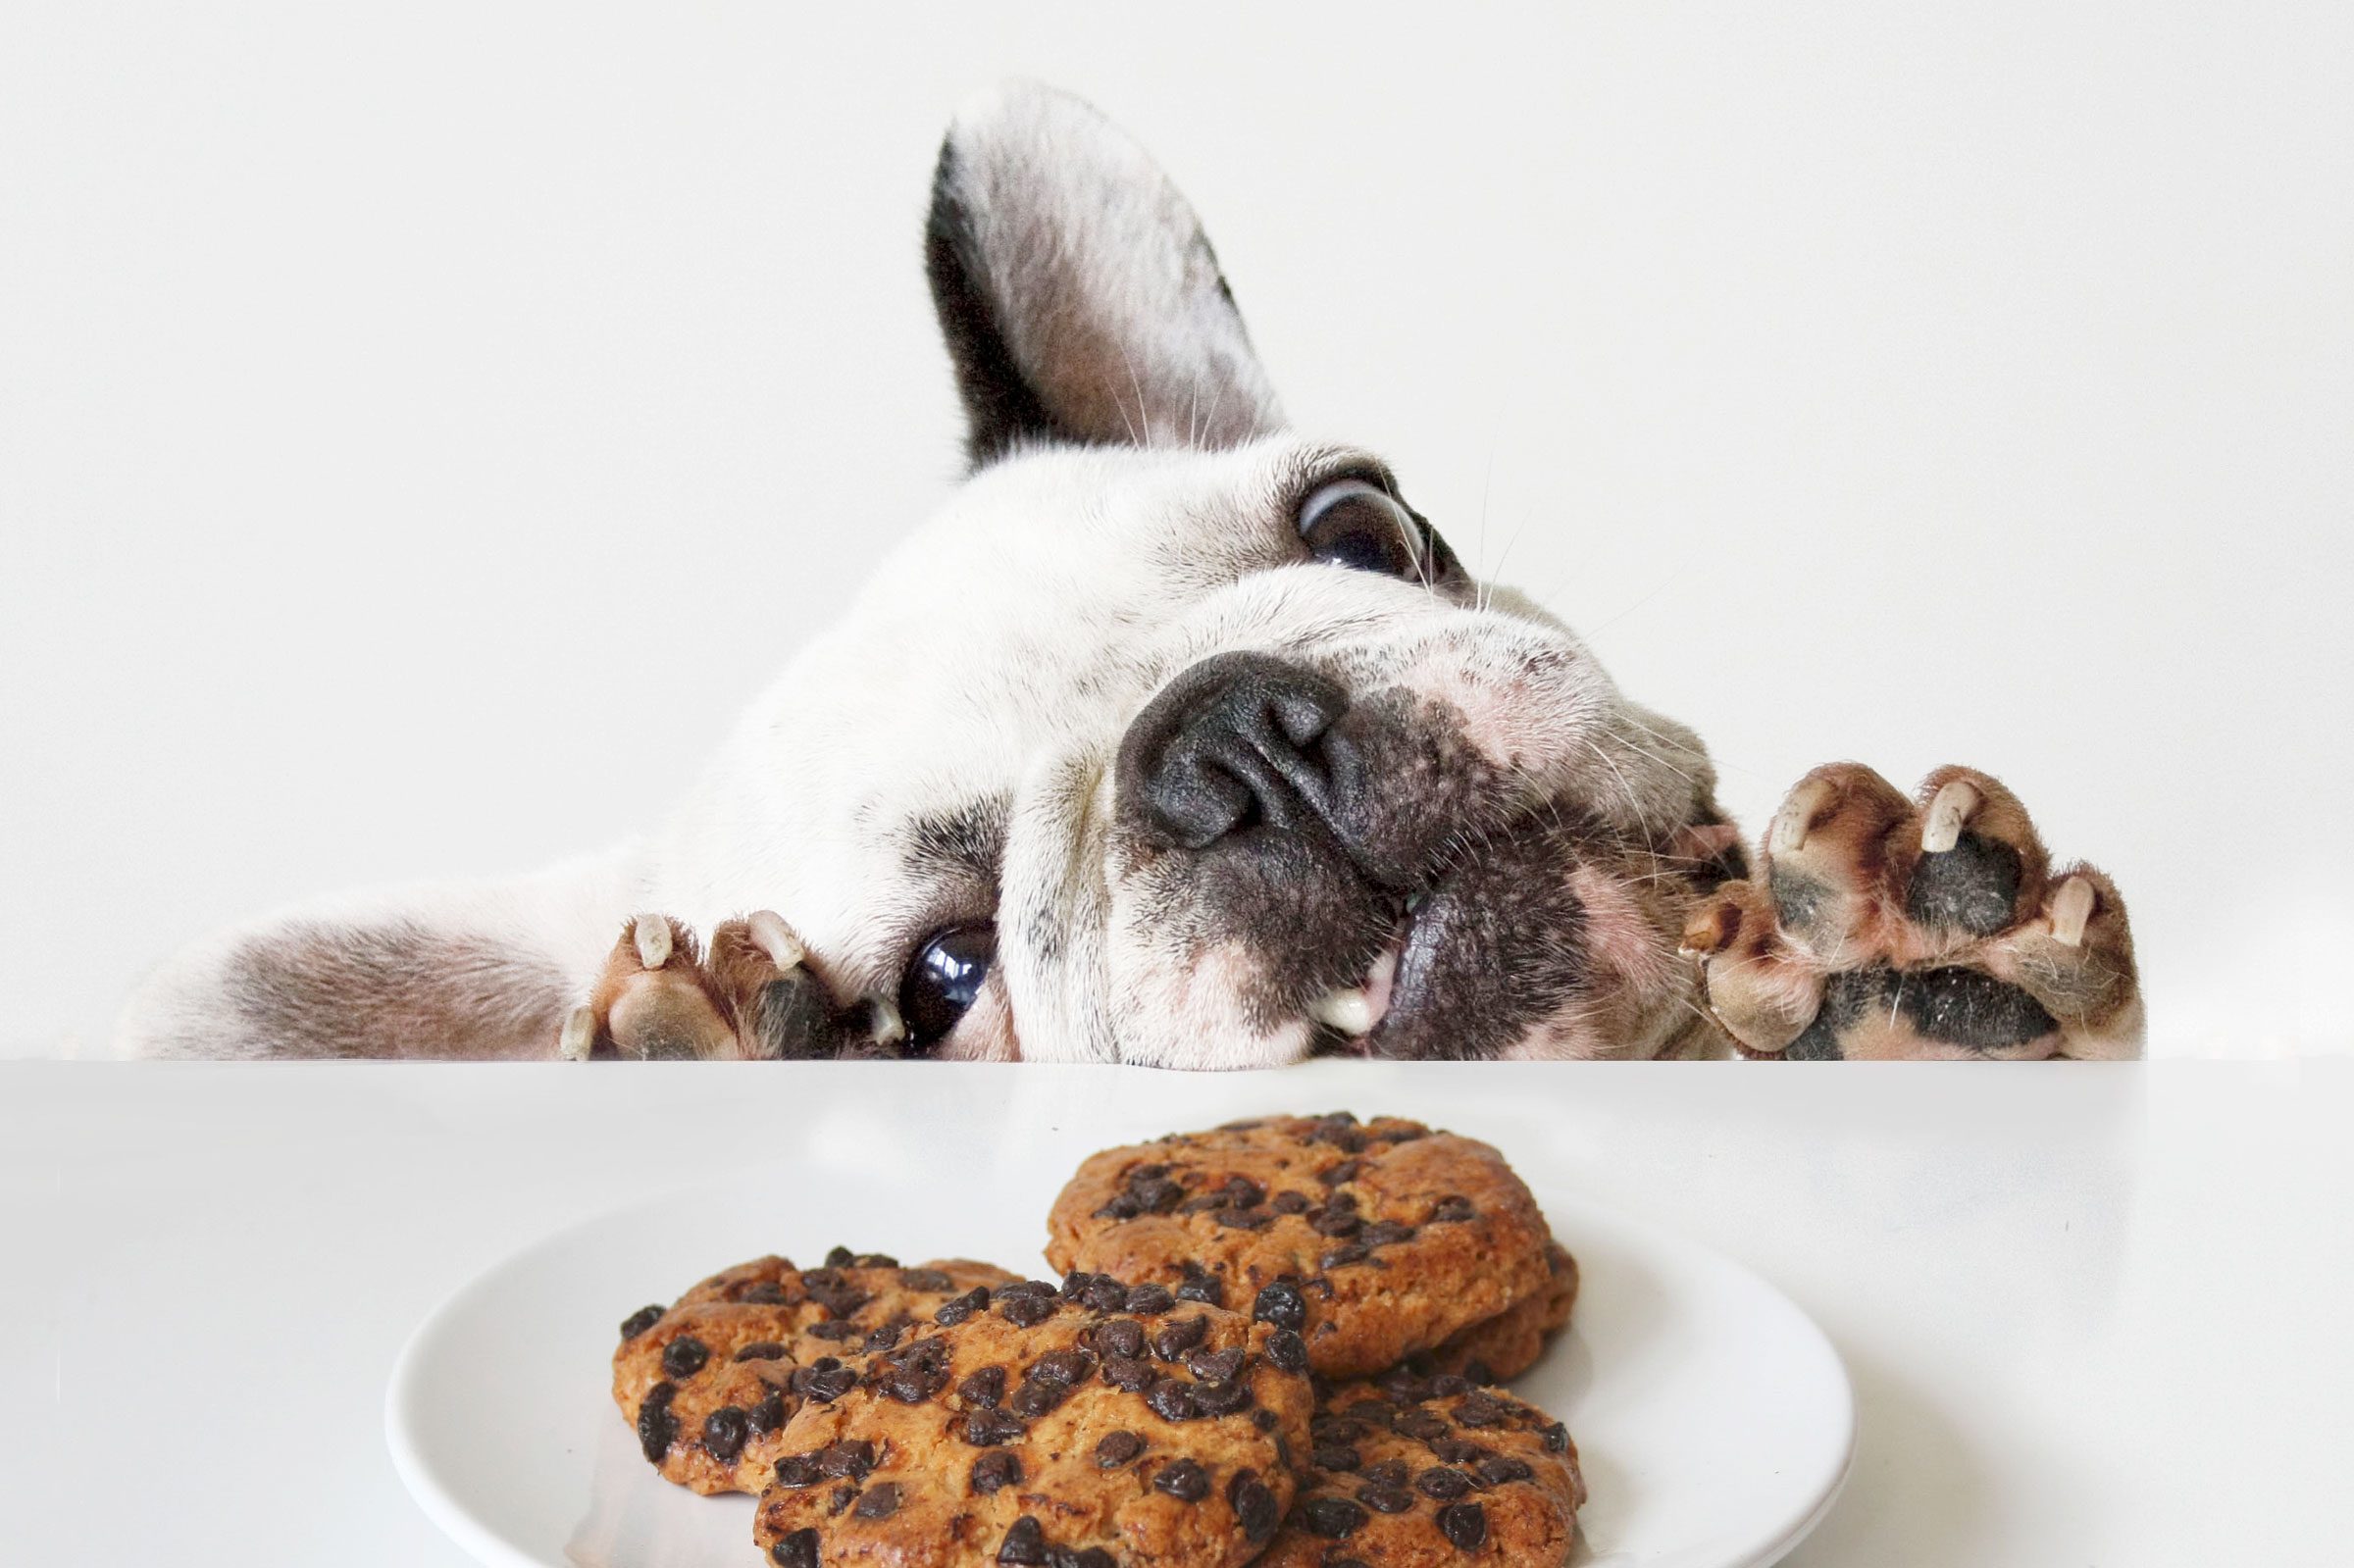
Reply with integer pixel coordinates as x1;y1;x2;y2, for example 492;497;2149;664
4;1063;2346;1566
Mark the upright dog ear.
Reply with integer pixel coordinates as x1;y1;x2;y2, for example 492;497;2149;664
925;82;1285;467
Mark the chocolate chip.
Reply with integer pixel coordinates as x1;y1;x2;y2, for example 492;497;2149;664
1429;1439;1486;1464
1271;1190;1312;1214
1253;1282;1306;1333
1095;1196;1143;1221
1359;1484;1414;1513
1132;1162;1170;1181
855;1252;899;1268
937;1287;992;1326
818;1440;875;1479
1438;1500;1488;1550
960;1363;1006;1407
1145;1378;1201;1422
863;1323;905;1353
1361;1459;1409;1488
636;1382;677;1463
1359;1220;1415;1247
1429;1374;1475;1398
1542;1421;1570;1452
824;1246;855;1267
1313;1414;1371;1444
1253;1409;1279;1432
769;1527;820;1568
881;1340;952;1402
1319;1243;1369;1269
1033;1347;1095;1385
854;1483;900;1520
1131;1177;1185;1213
1265;1329;1308;1375
1313;1443;1361;1472
998;1516;1048;1565
828;1483;859;1517
1194;1379;1253;1416
1417;1467;1473;1499
742;1283;787;1304
1231;1474;1280;1542
1152;1458;1211;1501
1175;1265;1226;1308
1215;1207;1274;1231
1069;1550;1114;1568
1186;1346;1244;1383
1124;1283;1174;1314
1096;1320;1146;1358
1096;1430;1145;1467
808;1319;861;1341
748;1391;788;1435
1302;1496;1369;1538
1428;1195;1477;1222
661;1337;710;1378
1395;1408;1451;1440
900;1268;954;1290
1151;1316;1208;1359
736;1341;788;1362
1102;1353;1157;1391
772;1454;820;1488
1083;1279;1130;1312
972;1450;1023;1494
1318;1159;1361;1187
963;1408;1027;1445
701;1407;748;1462
1221;1175;1266;1207
1455;1393;1506;1428
1009;1377;1068;1418
801;1363;857;1402
999;1292;1056;1328
1476;1456;1534;1486
619;1304;664;1340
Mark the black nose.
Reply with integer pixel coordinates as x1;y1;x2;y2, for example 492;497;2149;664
1116;652;1351;850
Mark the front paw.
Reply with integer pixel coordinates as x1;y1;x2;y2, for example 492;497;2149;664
1682;764;2142;1058
556;913;905;1061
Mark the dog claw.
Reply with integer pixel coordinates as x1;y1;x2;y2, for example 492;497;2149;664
1920;779;1983;853
632;912;674;969
867;995;907;1048
745;909;805;971
2050;876;2095;947
557;1004;596;1060
1768;777;1837;853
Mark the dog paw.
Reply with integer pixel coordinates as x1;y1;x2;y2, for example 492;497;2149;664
1681;764;2143;1058
556;912;903;1061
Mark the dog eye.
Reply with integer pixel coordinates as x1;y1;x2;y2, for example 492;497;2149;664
1298;479;1452;582
898;924;997;1049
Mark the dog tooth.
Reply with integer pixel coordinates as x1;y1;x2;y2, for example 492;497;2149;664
1921;779;1983;853
1308;986;1378;1037
557;1005;596;1060
2050;876;2095;947
632;913;673;970
868;995;908;1047
1768;778;1837;854
746;910;805;971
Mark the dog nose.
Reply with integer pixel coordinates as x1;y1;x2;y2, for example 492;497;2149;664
1116;652;1352;850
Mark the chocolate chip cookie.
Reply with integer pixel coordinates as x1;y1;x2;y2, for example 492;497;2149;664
613;1250;1019;1494
1045;1114;1555;1379
1256;1377;1585;1568
752;1272;1315;1568
1407;1240;1578;1386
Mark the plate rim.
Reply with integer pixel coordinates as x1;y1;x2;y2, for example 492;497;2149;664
386;1184;1856;1568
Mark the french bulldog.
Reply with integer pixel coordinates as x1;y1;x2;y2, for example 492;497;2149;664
118;84;2143;1065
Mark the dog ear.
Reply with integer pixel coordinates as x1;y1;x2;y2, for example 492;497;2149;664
925;81;1285;467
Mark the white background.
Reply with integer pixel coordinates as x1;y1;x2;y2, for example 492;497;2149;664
2;3;2347;1056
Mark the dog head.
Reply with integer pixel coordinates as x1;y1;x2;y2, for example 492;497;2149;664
655;84;1744;1065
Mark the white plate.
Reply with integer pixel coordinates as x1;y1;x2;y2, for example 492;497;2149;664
388;1176;1852;1568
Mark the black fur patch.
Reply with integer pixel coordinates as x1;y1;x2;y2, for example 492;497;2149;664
924;141;1073;467
1907;830;2021;936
